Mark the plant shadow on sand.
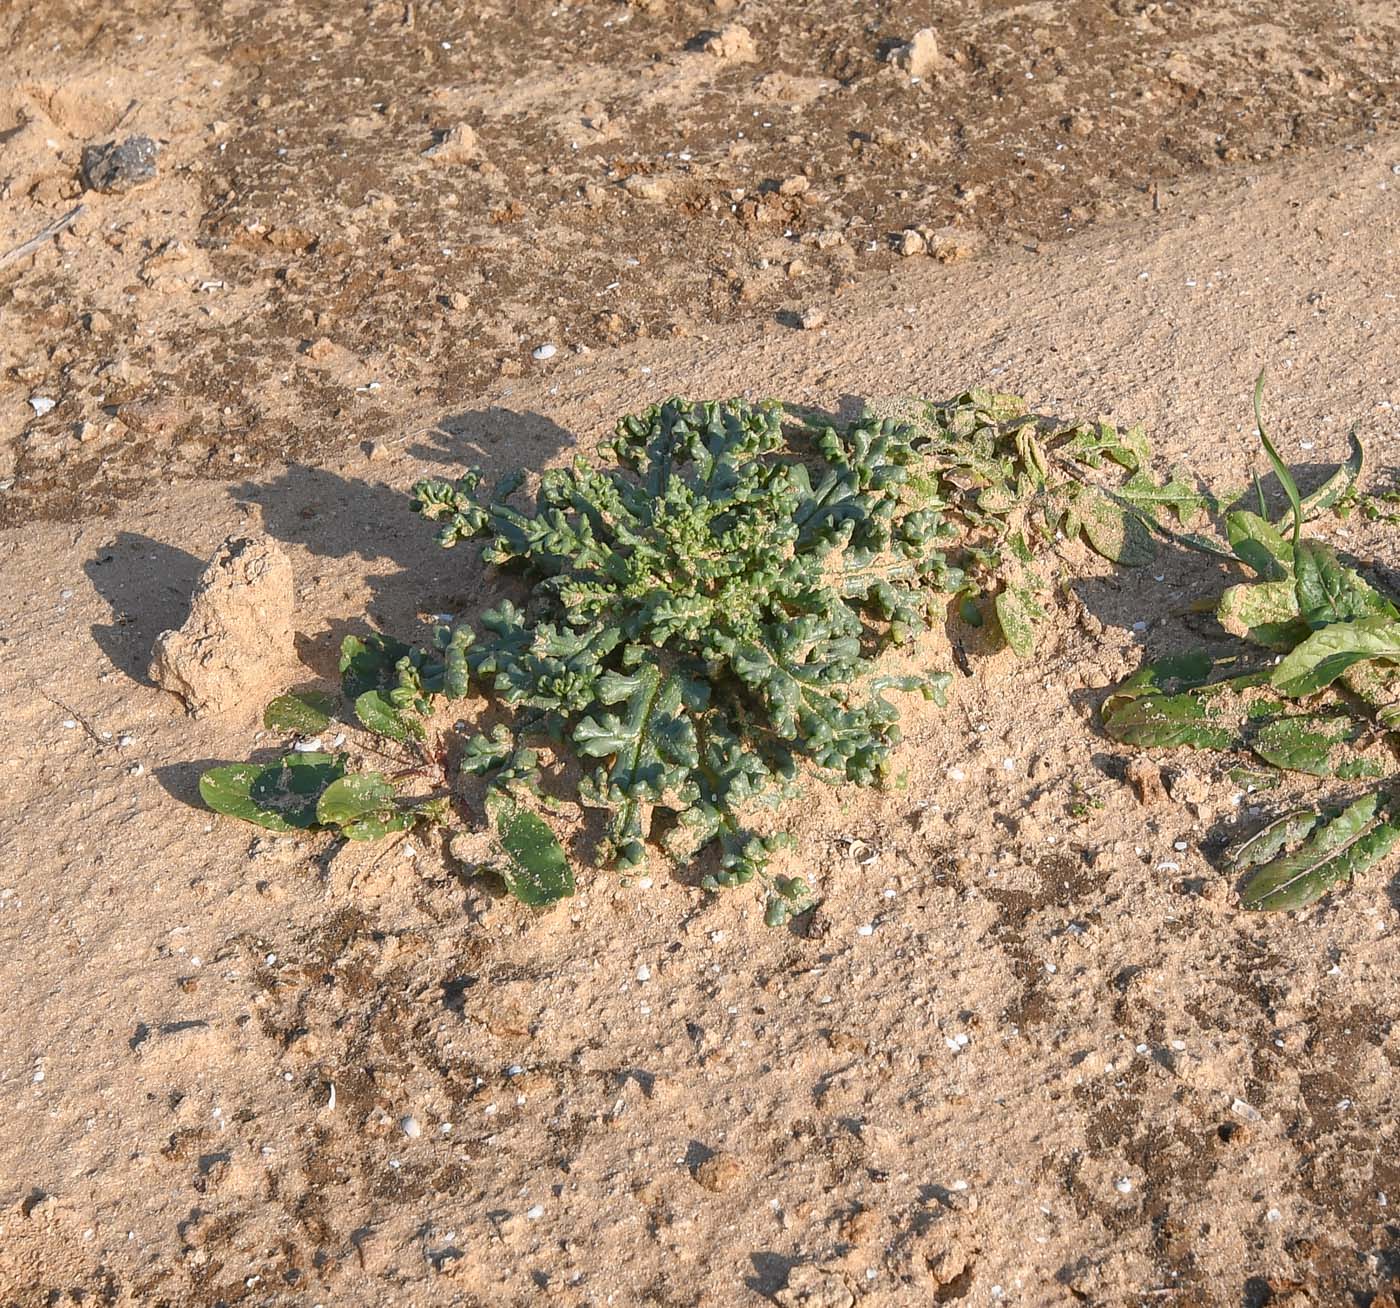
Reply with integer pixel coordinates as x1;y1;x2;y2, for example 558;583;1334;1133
229;405;576;673
85;533;206;688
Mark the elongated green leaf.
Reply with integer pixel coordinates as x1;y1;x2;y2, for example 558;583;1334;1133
1103;652;1216;710
1254;371;1303;550
1283;431;1363;526
263;690;336;734
490;797;574;906
1241;792;1399;911
1224;808;1324;872
1271;617;1400;697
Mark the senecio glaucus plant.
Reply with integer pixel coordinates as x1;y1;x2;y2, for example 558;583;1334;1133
202;390;1207;920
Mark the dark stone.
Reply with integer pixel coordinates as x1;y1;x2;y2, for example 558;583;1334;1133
81;135;159;193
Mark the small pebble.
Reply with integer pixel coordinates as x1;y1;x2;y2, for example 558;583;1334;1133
401;1116;421;1139
29;396;56;416
857;923;873;936
636;964;651;982
532;343;558;360
526;1203;545;1220
1115;1177;1133;1194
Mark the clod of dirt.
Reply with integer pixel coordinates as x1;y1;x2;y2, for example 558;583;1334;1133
927;225;980;263
1125;756;1169;805
148;534;294;715
774;1265;854;1308
701;23;757;62
693;1151;742;1192
899;229;927;257
80;135;159;193
422;123;480;165
799;307;827;331
889;29;943;80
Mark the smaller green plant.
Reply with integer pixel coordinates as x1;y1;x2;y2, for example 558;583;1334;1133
1104;375;1400;911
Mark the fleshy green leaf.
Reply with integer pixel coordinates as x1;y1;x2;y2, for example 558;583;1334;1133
317;773;396;826
339;633;413;700
200;752;346;831
200;763;299;831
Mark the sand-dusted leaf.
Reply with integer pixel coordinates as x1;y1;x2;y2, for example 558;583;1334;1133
1271;617;1400;697
994;584;1041;657
263;689;336;734
489;795;574;906
1224;808;1324;872
317;773;395;826
1102;691;1236;750
1226;510;1292;580
209;752;341;830
199;763;299;831
1287;430;1363;525
1250;712;1363;776
1104;651;1216;705
1074;486;1156;566
1117;469;1207;526
1217;579;1303;649
1240;791;1400;911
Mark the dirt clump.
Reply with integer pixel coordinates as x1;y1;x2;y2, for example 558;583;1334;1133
148;533;294;715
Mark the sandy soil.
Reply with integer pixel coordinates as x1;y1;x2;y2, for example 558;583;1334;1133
1;128;1399;1307
6;0;1400;524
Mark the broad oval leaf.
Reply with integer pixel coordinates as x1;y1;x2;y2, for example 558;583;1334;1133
354;689;423;742
317;773;396;826
263;689;336;734
248;753;345;829
200;762;299;832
